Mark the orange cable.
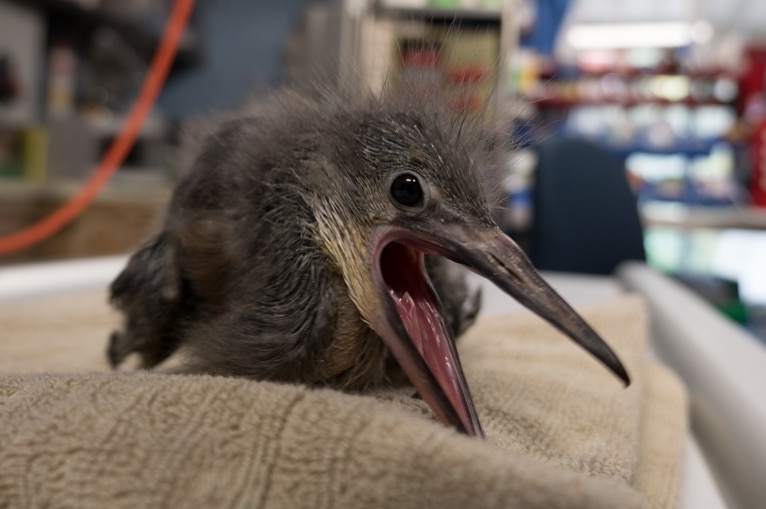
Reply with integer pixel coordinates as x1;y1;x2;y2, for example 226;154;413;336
0;0;195;255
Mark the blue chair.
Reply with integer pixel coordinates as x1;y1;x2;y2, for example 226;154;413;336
530;137;646;275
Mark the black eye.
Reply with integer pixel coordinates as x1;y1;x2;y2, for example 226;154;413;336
390;173;424;208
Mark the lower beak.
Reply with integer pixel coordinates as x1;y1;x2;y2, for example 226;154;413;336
373;223;629;438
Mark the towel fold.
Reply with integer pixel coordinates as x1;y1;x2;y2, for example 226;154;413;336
0;290;686;509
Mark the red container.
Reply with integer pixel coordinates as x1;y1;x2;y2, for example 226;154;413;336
752;120;766;207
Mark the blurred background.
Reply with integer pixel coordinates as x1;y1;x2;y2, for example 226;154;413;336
1;0;765;342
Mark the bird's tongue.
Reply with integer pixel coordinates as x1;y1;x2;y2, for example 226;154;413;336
379;241;482;436
389;287;465;425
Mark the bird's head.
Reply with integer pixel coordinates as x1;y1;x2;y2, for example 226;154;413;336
303;103;630;438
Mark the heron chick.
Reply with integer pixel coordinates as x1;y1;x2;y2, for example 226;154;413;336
109;87;629;437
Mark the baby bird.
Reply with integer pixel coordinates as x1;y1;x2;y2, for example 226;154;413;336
109;87;629;437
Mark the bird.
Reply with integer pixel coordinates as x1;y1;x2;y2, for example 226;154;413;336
108;85;630;438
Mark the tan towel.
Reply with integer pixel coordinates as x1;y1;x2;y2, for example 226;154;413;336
0;290;687;509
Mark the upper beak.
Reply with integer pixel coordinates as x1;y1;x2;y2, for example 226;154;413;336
373;221;630;438
444;225;630;386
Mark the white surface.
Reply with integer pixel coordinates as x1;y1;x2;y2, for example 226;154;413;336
0;255;128;302
683;435;729;509
619;262;766;509
0;256;728;509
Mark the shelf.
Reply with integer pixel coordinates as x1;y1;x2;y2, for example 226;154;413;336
530;66;738;110
0;177;169;262
376;3;502;24
539;67;740;81
14;0;202;70
533;95;731;109
641;201;766;230
608;139;721;158
0;177;172;206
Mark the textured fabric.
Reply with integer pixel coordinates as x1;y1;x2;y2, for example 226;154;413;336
0;290;686;509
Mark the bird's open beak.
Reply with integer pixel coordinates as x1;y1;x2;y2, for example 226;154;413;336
372;222;630;438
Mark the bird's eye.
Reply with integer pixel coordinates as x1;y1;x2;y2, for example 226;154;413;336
390;173;424;208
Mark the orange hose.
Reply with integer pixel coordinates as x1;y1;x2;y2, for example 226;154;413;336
0;0;195;255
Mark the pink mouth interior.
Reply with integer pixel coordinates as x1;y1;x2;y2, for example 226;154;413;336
379;241;470;429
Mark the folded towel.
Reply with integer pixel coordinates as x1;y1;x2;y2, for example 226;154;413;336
0;290;687;509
